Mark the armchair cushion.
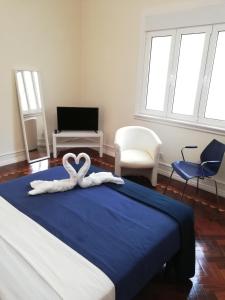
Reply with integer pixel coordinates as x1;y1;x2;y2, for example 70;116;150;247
120;149;155;168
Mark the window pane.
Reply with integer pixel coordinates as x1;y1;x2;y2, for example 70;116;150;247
146;36;171;111
24;71;37;110
172;33;205;115
205;31;225;121
16;72;28;112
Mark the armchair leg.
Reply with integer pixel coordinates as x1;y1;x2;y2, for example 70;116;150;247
150;166;158;187
115;164;121;177
164;169;174;194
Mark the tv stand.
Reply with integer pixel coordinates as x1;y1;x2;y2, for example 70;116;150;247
52;130;103;158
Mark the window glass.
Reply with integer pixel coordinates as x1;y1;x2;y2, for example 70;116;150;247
146;36;172;111
172;33;205;115
205;31;225;121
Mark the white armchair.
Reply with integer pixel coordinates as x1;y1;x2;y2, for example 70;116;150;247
114;126;162;186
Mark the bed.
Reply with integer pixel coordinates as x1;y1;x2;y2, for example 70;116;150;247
0;164;195;300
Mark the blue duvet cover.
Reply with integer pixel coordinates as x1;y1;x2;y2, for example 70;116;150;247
0;165;195;300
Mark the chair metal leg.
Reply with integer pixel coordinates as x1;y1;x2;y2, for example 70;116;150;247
164;169;174;194
196;177;199;193
214;180;220;207
181;180;188;200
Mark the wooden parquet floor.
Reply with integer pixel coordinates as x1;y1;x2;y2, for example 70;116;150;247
1;148;225;300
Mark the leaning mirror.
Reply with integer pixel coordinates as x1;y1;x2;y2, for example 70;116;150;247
15;70;50;163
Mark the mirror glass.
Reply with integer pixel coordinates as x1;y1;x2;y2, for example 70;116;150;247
15;70;50;163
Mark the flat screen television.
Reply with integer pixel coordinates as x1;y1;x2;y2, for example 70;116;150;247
57;107;99;131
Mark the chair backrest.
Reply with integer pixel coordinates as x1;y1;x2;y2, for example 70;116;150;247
200;139;225;174
114;126;161;152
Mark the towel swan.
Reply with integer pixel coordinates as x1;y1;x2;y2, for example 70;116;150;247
29;152;124;195
29;153;78;195
76;152;124;188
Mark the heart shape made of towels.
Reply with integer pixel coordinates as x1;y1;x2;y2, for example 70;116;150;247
29;152;124;195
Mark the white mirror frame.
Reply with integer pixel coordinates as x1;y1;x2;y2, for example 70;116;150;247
15;70;50;163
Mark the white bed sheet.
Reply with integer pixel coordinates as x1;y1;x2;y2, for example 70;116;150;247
0;196;115;300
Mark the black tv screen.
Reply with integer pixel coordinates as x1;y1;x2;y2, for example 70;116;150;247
57;107;99;131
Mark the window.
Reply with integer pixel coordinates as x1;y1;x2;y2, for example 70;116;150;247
15;70;42;114
140;24;225;128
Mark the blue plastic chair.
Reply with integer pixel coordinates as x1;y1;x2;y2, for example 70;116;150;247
164;139;225;203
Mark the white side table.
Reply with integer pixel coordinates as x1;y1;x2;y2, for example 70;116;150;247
52;130;104;158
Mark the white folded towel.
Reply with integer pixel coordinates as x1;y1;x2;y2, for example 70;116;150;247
29;152;124;195
29;153;77;195
76;153;124;188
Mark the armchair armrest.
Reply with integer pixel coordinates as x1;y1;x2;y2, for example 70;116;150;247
181;145;198;161
114;131;126;151
114;142;121;152
114;142;122;161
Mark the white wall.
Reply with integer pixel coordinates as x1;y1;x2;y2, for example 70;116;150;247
0;0;81;165
1;0;224;195
80;0;225;195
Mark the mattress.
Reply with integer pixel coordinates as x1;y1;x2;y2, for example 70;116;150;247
0;164;195;300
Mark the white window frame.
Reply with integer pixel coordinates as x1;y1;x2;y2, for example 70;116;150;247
167;26;212;122
140;29;176;117
138;23;225;130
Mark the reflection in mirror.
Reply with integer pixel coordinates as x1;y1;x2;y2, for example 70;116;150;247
15;70;50;163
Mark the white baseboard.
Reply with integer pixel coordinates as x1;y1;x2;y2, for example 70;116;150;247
0;150;26;167
103;143;225;197
103;144;115;157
